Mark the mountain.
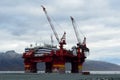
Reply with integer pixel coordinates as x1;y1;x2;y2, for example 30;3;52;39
83;60;120;71
0;50;120;71
0;50;24;71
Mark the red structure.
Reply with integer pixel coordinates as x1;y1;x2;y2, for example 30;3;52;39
22;6;89;73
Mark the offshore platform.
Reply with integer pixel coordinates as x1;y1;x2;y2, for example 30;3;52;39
22;6;89;73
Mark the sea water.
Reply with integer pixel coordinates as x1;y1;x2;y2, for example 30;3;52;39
0;71;120;80
1;71;120;74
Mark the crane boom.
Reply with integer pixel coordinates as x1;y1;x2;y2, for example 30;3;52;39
70;16;81;44
71;16;89;53
41;5;60;43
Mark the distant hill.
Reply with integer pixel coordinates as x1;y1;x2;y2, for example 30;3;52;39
83;60;120;71
0;50;120;71
0;50;24;71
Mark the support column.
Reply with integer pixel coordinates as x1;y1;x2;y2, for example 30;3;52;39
78;63;82;73
45;62;52;73
52;63;65;73
31;62;37;73
71;62;78;73
24;59;31;73
24;59;37;73
52;58;65;73
78;57;85;73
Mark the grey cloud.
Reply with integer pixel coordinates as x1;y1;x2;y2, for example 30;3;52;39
0;0;120;64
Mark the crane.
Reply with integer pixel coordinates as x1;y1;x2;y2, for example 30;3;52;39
70;16;81;45
70;16;89;54
41;5;66;49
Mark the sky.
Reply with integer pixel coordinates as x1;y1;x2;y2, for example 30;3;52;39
0;0;120;65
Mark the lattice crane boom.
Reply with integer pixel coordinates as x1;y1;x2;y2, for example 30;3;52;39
70;16;89;52
70;16;81;45
42;5;60;43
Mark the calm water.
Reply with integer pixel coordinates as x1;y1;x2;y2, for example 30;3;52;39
0;71;120;74
0;71;120;80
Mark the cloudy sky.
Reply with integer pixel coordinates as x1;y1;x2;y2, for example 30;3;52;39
0;0;120;65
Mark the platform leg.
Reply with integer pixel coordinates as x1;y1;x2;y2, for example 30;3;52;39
78;64;82;73
45;62;52;73
52;61;65;73
71;62;78;73
24;59;37;73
